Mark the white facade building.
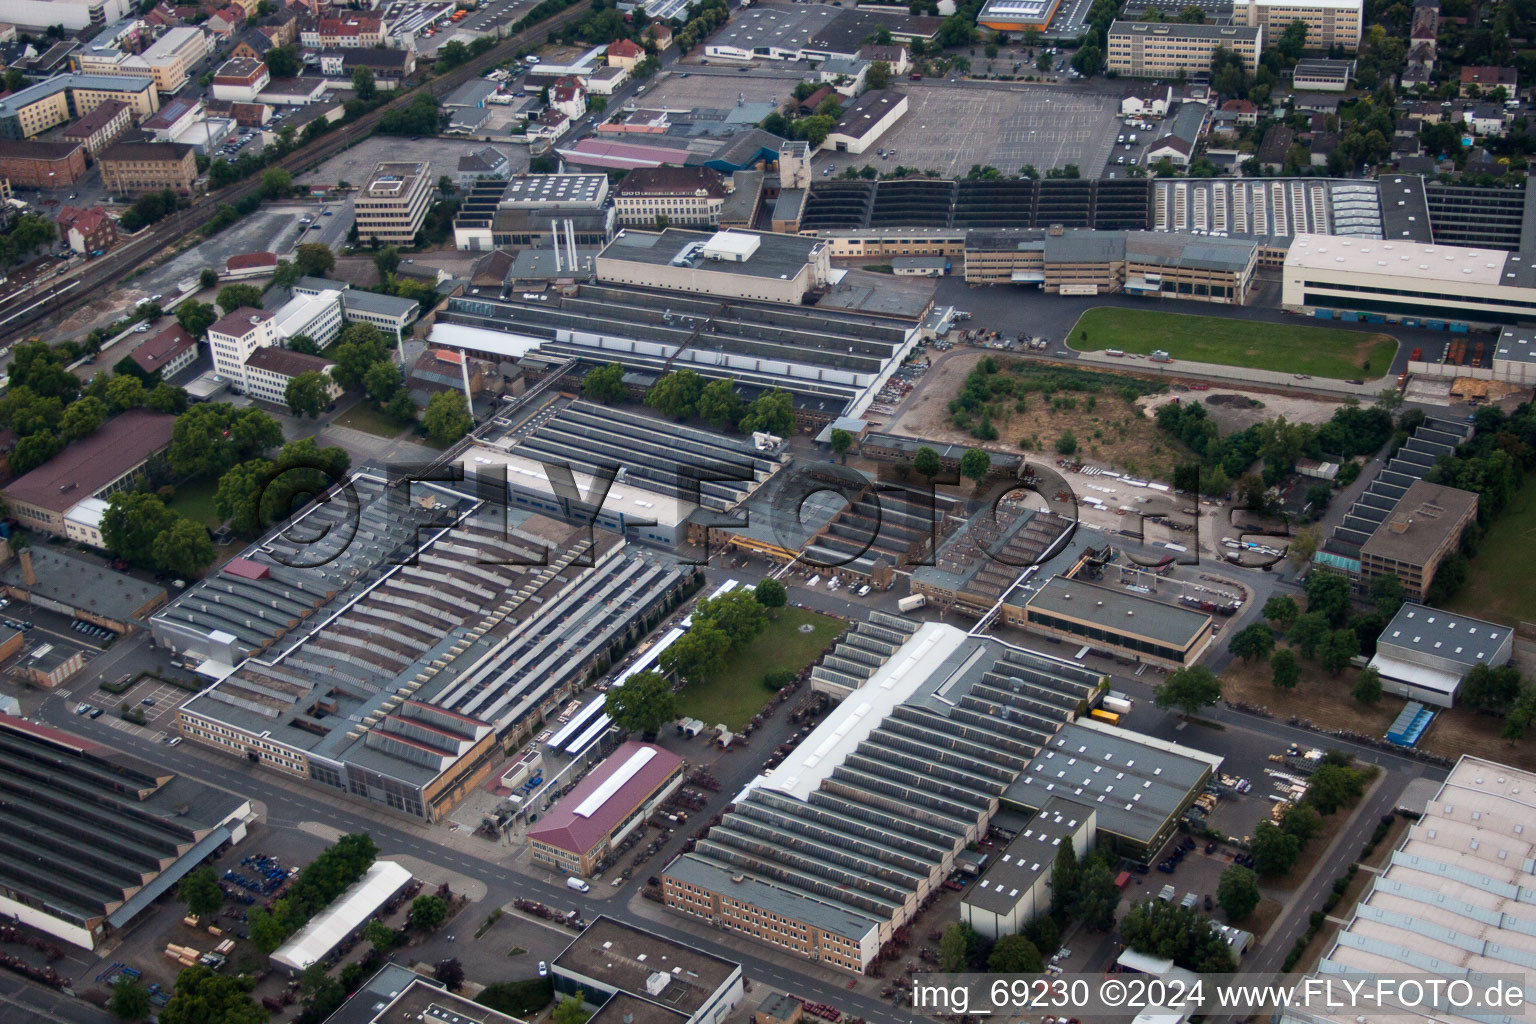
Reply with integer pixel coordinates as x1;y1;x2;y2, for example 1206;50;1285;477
0;0;131;32
207;308;278;384
273;288;344;349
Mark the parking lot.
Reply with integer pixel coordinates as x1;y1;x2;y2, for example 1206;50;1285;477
820;84;1120;178
295;135;530;188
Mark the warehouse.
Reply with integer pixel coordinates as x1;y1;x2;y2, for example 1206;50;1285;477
529;743;685;876
909;507;1081;621
553;917;744;1024
271;861;412;974
960;796;1094;939
1282;234;1536;327
1367;605;1512;708
663;618;1106;972
1022;575;1216;668
1287;756;1536;1024
977;0;1063;32
824;90;907;155
163;473;687;823
0;713;251;952
595;228;831;306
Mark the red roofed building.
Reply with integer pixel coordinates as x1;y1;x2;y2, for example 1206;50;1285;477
643;23;672;50
57;206;118;255
302;14;384;48
527;741;684;875
225;251;279;278
606;38;644;71
550;76;587;120
126;323;197;379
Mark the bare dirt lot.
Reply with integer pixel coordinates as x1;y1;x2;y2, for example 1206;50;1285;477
887;350;1186;479
1141;387;1346;434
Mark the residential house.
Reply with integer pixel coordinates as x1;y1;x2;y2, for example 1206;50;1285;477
1460;66;1516;97
57;206;118;254
1257;124;1295;172
205;6;247;37
857;43;909;75
125;323;197;379
606;38;643;72
1220;98;1258;126
550;76;587;120
456;146;509;189
1121;83;1173;117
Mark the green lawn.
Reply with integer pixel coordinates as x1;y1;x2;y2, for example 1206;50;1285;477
1445;476;1536;628
674;607;846;731
168;477;222;530
333;400;408;438
1066;308;1398;381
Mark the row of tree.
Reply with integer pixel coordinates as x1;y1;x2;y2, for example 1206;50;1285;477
248;833;379;954
582;363;798;438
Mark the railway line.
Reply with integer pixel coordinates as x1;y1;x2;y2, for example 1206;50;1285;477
0;0;594;344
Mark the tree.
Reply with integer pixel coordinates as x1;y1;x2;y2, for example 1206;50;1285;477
1250;819;1300;876
10;433;60;475
604;670;676;735
693;590;768;643
1320;628;1358;674
987;934;1043;973
265;44;300;77
866;59;891;90
914;445;941;479
754;577;787;610
645;369;705;421
8;341;79;401
216;283;263;315
582;362;627;405
352;64;377;101
330;323;392;390
60;396;107;441
1228;623;1275;662
363;920;396;954
424;391;474;444
1461;663;1523;716
939;922;970;972
102;492;176;566
1279;802;1322;844
552;996;591;1024
410;893;449;931
661;620;730;683
105;375;146;413
1118;900;1236;973
1049;843;1079;918
1306;763;1366;815
1262;595;1299;630
179;867;223;918
199;268;219;289
1303;569;1352;627
385;390;417;424
295;242;336;277
216;458;277;538
110;978;151;1022
740;388;795;436
1270;647;1300;689
697;378;743;431
1074;861;1121;931
176;299;218;339
285;370;332;419
147;382;188;414
435;958;465;990
1055;430;1078;456
830;428;853;462
1216;866;1260;921
1154;666;1221;716
159;966;265;1024
364;361;404;404
153;517;214;577
1368;573;1403;618
375;246;401;281
260;167;293;199
1289;612;1330;660
959;447;991;489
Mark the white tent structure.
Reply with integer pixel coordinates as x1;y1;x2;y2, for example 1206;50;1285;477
271;861;412;974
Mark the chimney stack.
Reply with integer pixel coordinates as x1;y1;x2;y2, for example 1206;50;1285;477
20;549;35;587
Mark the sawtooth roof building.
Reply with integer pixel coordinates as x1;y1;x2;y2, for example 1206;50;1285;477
662;618;1218;972
0;713;251;951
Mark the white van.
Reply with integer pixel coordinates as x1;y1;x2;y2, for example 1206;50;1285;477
566;877;591;893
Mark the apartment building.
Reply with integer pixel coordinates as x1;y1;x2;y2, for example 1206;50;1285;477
300;14;384;48
354;161;433;245
57;205;118;254
614;165;731;228
1107;21;1263;77
0;73;159;140
98;141;196;195
57;98;133;156
242;347;341;406
77;25;211;93
1230;0;1361;51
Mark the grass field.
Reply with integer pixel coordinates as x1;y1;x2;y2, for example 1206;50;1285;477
1445;476;1536;628
1067;308;1398;381
168;477;221;529
674;607;845;730
334;400;408;438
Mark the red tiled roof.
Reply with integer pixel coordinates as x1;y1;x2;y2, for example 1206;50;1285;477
129;323;194;375
551;76;584;102
209;307;273;337
244;346;334;377
526;741;681;856
607;39;643;59
226;251;278;271
223;557;271;581
1;410;175;515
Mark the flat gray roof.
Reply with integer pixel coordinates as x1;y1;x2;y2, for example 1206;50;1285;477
1025;575;1210;649
1378;603;1510;669
1360;480;1478;566
599;227;822;283
964;796;1094;915
0;548;166;624
1110;20;1261;42
662;854;883;942
817;269;934;320
552;916;739;1012
1495;326;1536;365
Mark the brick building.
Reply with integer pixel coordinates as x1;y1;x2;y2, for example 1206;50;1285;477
0;139;88;187
98;141;196;195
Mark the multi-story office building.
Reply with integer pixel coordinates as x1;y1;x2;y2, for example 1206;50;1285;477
0;72;159;139
354;161;432;245
1108;21;1263;77
241;347;341;406
57;98;133;155
1358;480;1478;602
0;139;88;187
614;165;731;228
207;307;278;382
1231;0;1362;51
97;140;195;195
77;26;211;93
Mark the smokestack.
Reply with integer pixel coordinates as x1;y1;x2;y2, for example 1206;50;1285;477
552;220;563;273
565;218;577;270
20;549;34;587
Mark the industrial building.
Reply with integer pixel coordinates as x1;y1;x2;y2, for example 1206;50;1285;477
1285;756;1536;1024
355;161;433;245
271;861;412;974
976;0;1062;32
824;90;907;155
1107;22;1263;78
909;505;1080;621
0;713;250;951
1281;234;1536;327
161;471;688;822
1230;0;1362;51
529;742;685;876
0;547;168;633
960;796;1094;939
595;229;831;306
613;166;733;229
1367;605;1512;708
453;173;614;252
1022;575;1217;668
553;917;744;1024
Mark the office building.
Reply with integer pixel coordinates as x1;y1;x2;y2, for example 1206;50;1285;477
97;140;195;195
553;917;744;1024
614;166;731;228
0;139;87;187
124;322;198;378
528;742;684;876
272;287;344;348
0;712;249;951
57;98;133;155
207;307;278;382
1;410;175;537
0;72;159;139
1231;0;1362;51
960;797;1094;939
1107;21;1263;77
77;25;210;93
0;0;132;32
452;172;613;252
241;347;341;406
1357;480;1479;601
211;58;270;102
355;161;432;245
290;276;419;336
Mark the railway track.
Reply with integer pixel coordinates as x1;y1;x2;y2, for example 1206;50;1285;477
0;0;594;344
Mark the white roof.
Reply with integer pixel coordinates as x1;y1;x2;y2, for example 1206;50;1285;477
64;496;110;529
274;289;342;338
457;446;690;529
741;622;969;802
271;861;411;972
1367;653;1461;696
1285;233;1511;286
702;230;761;260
